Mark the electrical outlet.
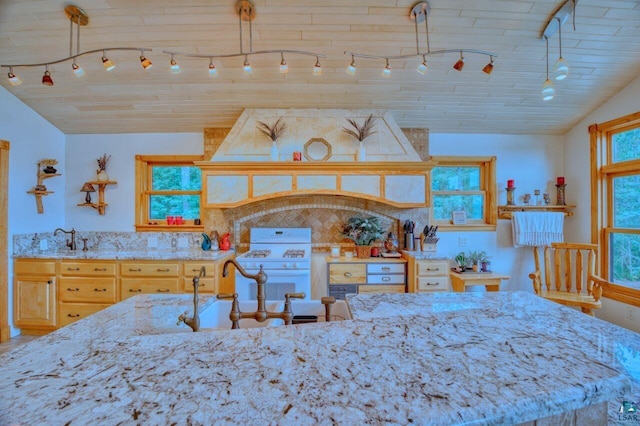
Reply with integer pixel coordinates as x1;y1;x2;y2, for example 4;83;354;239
459;237;467;247
147;237;158;248
627;306;637;323
178;237;189;248
39;239;48;250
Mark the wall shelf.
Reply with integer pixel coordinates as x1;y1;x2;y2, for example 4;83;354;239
498;205;575;220
77;180;116;215
27;162;61;214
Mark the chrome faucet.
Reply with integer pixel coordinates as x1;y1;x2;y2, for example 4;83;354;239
219;259;305;329
54;228;76;251
177;266;205;332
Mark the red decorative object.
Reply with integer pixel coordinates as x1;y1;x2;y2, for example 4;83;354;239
293;151;302;161
557;176;565;185
507;179;515;188
220;233;231;251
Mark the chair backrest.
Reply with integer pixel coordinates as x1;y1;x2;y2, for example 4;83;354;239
532;242;598;295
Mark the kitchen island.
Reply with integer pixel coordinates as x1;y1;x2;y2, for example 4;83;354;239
1;291;638;425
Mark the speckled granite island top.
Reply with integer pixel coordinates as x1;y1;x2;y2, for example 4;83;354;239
12;249;235;260
1;292;639;425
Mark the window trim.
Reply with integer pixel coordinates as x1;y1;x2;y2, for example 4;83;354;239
135;155;204;232
430;156;497;232
590;111;640;307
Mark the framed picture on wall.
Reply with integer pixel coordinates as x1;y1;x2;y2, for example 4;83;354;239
452;210;467;225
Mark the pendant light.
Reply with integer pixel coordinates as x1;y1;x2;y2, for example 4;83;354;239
541;36;555;101
42;65;54;86
554;17;569;80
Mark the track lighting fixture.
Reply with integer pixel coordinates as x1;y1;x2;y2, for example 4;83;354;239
170;55;181;73
42;66;54;87
208;59;218;77
346;56;357;76
453;52;465;72
541;36;555;101
540;0;577;100
163;0;325;77
7;67;22;86
344;2;496;79
279;53;289;74
482;56;494;75
1;5;152;85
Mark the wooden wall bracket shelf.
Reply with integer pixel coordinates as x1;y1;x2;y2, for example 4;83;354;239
27;162;61;214
77;180;116;215
498;205;575;220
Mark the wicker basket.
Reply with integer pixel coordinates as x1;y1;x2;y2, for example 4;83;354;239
355;245;371;258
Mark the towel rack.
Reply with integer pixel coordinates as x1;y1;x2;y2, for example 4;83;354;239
497;205;575;220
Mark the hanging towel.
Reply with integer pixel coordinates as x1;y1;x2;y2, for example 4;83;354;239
511;212;564;247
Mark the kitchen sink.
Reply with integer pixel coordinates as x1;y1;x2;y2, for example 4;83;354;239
198;299;351;330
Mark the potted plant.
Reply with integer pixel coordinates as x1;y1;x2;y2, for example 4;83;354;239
454;251;467;272
468;250;489;272
341;215;384;258
96;153;111;181
342;114;377;161
257;117;287;161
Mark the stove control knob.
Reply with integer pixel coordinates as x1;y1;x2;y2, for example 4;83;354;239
283;263;289;269
292;263;298;269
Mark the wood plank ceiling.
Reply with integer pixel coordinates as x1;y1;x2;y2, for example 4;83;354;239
0;0;638;135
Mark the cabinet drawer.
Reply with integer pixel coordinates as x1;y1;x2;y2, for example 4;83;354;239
182;262;214;278
328;264;366;284
417;261;449;276
367;274;405;285
367;263;404;274
328;284;358;300
14;259;56;275
120;262;180;277
120;278;180;299
58;303;111;327
60;261;116;276
358;284;405;294
417;276;449;292
182;277;216;293
59;277;117;303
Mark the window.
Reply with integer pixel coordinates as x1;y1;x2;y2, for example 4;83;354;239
591;112;640;306
430;156;497;231
135;155;203;231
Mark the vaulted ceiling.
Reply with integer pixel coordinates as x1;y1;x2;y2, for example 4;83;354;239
0;0;638;135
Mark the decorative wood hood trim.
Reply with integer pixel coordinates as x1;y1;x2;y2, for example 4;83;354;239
195;161;435;209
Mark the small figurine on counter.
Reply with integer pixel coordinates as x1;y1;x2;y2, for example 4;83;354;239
210;231;219;251
219;233;231;251
201;233;211;251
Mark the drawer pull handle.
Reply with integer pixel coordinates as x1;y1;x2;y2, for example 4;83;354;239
67;314;81;318
426;282;438;286
157;289;171;293
192;268;203;272
66;267;80;271
94;288;107;292
426;268;440;271
128;289;142;293
47;280;52;285
157;268;170;272
66;287;80;292
344;272;352;277
94;268;107;272
382;276;391;282
382;267;391;272
129;268;141;272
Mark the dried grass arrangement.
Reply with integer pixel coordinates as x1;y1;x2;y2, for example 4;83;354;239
40;158;58;166
257;117;287;142
97;153;111;171
342;114;377;142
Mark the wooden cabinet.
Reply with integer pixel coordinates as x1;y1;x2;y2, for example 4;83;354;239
13;259;57;334
182;261;216;293
403;254;450;293
327;258;406;299
58;260;117;327
120;261;181;299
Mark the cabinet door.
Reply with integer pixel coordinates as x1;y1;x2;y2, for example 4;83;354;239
58;303;112;328
14;275;56;328
58;277;117;303
182;261;216;293
120;261;179;277
417;276;449;292
417;261;449;276
60;261;116;276
120;278;180;300
358;284;405;294
328;264;366;284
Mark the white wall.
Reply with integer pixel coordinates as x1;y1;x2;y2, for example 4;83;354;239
0;86;66;337
564;74;640;332
429;134;565;292
65;133;203;231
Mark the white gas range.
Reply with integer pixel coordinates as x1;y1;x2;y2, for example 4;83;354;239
234;228;312;300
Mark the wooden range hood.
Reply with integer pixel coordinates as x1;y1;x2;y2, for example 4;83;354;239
195;161;435;209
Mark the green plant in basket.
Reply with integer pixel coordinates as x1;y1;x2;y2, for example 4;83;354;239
341;216;384;246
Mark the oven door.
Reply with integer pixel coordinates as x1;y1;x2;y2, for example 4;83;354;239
235;268;311;300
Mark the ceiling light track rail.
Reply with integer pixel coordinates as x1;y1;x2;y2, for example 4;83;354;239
344;1;497;78
2;48;153;69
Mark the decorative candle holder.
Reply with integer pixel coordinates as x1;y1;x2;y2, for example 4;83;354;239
556;184;567;206
534;189;541;205
543;193;551;205
523;193;531;205
506;187;516;206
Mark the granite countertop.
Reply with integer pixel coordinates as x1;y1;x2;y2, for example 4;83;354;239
400;250;451;260
325;255;407;263
12;249;235;261
1;292;638;425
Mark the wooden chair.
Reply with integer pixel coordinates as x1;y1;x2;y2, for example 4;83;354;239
529;242;606;315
